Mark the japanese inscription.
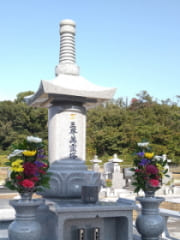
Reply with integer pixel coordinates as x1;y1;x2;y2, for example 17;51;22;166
69;121;78;159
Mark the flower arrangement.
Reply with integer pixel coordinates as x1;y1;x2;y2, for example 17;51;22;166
5;136;50;194
131;142;169;194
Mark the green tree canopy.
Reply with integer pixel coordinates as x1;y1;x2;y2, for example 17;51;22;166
0;91;179;165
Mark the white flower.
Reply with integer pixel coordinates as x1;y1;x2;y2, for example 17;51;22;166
27;136;42;143
8;149;24;159
154;155;163;161
137;142;149;147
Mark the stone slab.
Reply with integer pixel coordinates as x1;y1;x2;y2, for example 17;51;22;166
44;200;135;240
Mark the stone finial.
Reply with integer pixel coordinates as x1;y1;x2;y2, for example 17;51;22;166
109;154;123;163
90;155;102;164
55;19;80;76
59;19;76;63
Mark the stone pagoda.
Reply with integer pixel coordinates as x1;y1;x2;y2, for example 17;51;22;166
25;19;116;199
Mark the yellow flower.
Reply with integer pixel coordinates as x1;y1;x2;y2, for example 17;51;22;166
11;159;24;172
11;166;24;172
11;159;23;167
23;150;37;157
144;152;154;159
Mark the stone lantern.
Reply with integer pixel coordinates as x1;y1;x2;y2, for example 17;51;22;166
90;155;102;172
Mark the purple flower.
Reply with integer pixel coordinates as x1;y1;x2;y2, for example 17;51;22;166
34;161;44;168
38;149;44;153
137;152;144;157
37;154;46;159
139;158;150;166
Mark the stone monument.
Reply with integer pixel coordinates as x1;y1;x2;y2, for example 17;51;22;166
25;19;135;240
25;19;116;198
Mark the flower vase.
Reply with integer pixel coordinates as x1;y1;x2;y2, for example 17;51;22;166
136;197;165;240
144;184;159;198
19;191;33;201
144;189;156;198
8;198;43;240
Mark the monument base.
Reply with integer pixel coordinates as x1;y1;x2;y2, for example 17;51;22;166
41;158;101;198
37;199;135;240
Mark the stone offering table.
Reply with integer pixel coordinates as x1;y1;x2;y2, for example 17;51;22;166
47;200;134;240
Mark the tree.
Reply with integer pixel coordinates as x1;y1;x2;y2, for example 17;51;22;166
15;91;34;103
0;93;48;152
136;90;153;103
0;91;180;165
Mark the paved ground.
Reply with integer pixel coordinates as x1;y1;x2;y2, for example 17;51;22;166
166;218;180;239
0;192;180;240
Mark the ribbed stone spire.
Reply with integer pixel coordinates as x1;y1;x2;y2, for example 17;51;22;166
59;19;76;63
55;19;80;76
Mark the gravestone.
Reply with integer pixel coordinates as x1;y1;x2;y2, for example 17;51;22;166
104;161;113;180
25;19;134;240
123;167;134;188
109;154;125;189
26;19;116;199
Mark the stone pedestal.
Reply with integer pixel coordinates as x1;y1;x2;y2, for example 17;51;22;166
41;158;100;198
39;200;135;240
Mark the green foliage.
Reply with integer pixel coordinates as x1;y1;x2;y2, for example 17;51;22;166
0;90;179;165
87;93;180;164
0;93;48;152
15;91;34;103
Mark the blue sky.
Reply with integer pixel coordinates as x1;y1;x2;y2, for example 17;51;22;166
0;0;180;104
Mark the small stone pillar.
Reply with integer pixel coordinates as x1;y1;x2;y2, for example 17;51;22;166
109;154;125;189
